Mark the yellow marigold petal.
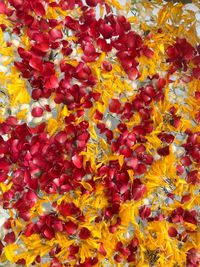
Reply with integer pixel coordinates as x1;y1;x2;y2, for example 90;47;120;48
4;244;18;262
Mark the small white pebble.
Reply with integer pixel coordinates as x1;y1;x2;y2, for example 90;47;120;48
124;231;130;239
143;198;150;205
39;98;49;106
131;81;137;90
20;104;29;110
27;113;33;123
0;56;9;63
11;39;20;48
105;119;112;129
54;58;60;65
168;92;176;102
32;102;41;108
49;100;56;109
154;153;161;160
126;90;135;96
2;134;9;141
71;48;78;57
0;65;8;73
173;146;185;157
43;112;52;121
33;117;43;124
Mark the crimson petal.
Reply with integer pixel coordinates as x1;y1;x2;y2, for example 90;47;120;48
43;227;55;240
132;184;146;201
29;57;43;72
79;227;91;239
72;154;83;169
34;2;45;16
109;99;121;114
4;232;16;244
31;107;44;117
168;227;178;237
65;221;78;235
0;2;6;14
49;29;63;41
86;0;98;7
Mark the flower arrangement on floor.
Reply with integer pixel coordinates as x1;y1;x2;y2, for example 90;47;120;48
0;0;200;266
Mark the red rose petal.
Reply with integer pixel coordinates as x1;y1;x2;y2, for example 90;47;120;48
43;227;55;240
25;191;38;202
157;146;170;156
55;131;67;144
72;154;83;169
127;157;138;170
49;29;63;41
0;2;6;14
99;24;113;39
52;220;63;232
126;67;139;80
29;57;43;72
167;46;178;59
4;219;12;230
109;99;121;113
33;42;49;53
79;227;91;239
65;221;78;235
69;245;79;255
97;38;112;52
86;0;98;7
99;243;107;256
135;163;147;175
127;254;136;262
183;210;197;225
132;184;146;201
24;14;34;26
139;205;151;220
31;107;44;117
181;194;191;204
101;61;112;72
168;227;178;237
4;232;16;244
0;158;10;171
181;156;192;166
119;146;132;157
193;67;200;80
131;238;139;248
186;170;199;185
176;164;184;175
143;47;154;58
44;75;59;89
34;2;45;16
114;254;123;263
